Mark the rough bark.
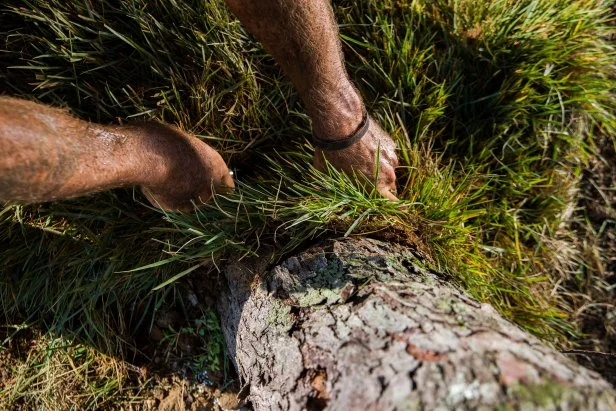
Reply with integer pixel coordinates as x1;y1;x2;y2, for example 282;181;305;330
217;238;616;410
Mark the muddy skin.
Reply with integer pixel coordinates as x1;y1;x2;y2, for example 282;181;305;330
0;0;398;207
0;97;234;212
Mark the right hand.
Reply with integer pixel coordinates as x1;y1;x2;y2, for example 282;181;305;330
313;115;399;200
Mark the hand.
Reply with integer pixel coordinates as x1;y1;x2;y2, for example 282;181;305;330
313;116;399;200
137;123;235;212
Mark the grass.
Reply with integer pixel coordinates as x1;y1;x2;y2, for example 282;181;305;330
1;0;615;407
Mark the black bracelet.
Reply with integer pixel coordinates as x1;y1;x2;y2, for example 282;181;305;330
312;110;369;151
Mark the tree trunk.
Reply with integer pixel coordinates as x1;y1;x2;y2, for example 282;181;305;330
216;238;615;410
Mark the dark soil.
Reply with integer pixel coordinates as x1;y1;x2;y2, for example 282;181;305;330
567;136;616;386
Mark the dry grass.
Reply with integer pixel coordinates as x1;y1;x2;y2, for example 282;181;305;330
0;0;615;407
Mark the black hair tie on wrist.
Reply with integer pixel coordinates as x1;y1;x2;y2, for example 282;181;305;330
312;110;369;151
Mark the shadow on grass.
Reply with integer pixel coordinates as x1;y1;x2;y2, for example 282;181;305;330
0;192;237;407
1;0;614;405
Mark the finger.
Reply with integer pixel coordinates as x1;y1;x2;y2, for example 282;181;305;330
376;165;399;200
213;171;236;194
141;186;193;213
312;149;326;172
378;185;399;201
390;152;399;168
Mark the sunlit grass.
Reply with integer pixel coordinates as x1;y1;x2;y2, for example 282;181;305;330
1;0;614;407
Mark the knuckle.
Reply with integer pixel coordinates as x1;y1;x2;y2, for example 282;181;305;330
383;167;397;184
392;156;399;167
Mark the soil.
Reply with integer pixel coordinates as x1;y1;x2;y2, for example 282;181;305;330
132;269;247;410
0;269;246;410
567;136;616;385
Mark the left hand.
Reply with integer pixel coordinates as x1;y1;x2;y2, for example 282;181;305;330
137;123;235;212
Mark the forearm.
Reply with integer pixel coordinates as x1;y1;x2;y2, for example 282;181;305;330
225;0;399;199
0;97;159;203
224;0;364;140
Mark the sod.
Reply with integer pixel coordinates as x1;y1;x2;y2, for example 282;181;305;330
1;0;615;407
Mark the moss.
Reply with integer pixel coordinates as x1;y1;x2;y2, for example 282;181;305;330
507;381;576;408
286;255;357;307
265;300;295;331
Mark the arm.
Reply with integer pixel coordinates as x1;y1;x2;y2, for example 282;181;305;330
0;97;234;211
224;0;399;199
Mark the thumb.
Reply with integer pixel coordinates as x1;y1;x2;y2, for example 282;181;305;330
213;170;235;194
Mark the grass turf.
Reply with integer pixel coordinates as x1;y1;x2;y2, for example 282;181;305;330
1;0;615;407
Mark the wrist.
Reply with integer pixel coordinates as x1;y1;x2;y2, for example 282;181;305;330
307;81;366;142
103;125;154;188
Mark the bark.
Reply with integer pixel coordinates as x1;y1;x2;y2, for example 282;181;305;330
217;238;616;410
